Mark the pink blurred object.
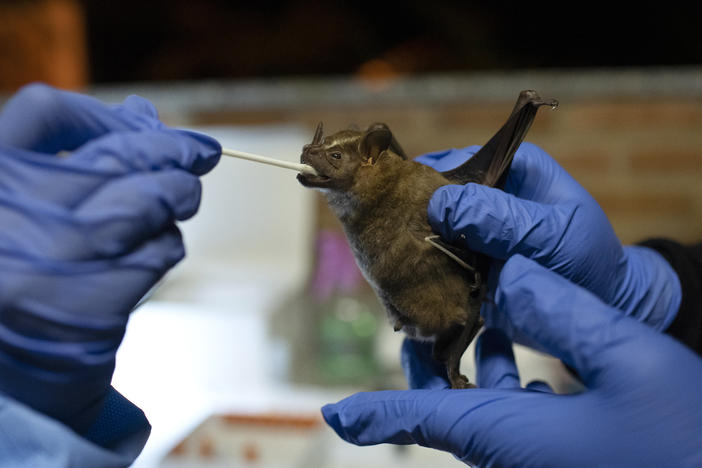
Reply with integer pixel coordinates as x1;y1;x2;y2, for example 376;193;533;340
310;230;363;300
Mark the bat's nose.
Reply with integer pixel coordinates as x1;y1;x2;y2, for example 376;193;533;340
302;146;323;161
301;149;316;165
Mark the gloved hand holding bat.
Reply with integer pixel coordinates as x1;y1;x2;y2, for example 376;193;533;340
322;255;702;468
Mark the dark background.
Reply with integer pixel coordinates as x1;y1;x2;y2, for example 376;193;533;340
81;1;702;83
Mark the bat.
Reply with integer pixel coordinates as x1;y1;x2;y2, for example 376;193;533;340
297;90;558;388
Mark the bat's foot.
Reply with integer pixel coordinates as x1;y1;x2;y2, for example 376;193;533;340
450;373;476;389
439;316;484;390
538;98;559;110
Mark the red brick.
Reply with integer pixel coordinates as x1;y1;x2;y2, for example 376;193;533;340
566;99;702;130
593;193;696;216
630;149;702;172
432;104;516;131
555;151;613;173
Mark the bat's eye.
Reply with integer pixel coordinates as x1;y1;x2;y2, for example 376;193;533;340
331;152;342;159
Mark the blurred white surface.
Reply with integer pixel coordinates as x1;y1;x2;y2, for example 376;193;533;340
157;124;316;302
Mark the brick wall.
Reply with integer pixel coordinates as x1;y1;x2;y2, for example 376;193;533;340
191;93;702;246
536;98;702;245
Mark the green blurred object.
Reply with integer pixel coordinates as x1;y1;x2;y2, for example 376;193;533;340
309;229;382;386
269;228;385;387
317;294;379;383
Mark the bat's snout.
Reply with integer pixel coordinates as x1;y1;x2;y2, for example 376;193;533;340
296;171;331;188
300;145;327;172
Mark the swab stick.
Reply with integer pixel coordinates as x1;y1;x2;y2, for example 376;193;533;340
222;148;318;176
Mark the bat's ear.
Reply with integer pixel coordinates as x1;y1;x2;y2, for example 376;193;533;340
361;123;392;163
361;123;408;162
312;122;324;144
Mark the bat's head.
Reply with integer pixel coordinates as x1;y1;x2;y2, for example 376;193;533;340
297;122;406;191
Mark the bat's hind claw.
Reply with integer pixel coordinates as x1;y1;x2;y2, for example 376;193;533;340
450;373;474;389
536;98;559;109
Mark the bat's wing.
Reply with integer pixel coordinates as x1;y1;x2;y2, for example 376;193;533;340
441;90;558;188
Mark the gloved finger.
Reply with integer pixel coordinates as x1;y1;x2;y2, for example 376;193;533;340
0;177;190;263
321;388;544;463
0;84;163;153
495;255;644;386
2;226;186;323
171;129;222;175
480;279;554;355
401;338;450;390
0;144;114;209
70;128;221;176
428;182;576;262
71;170;201;258
525;380;554;393
117;94;160;121
0;129;218;209
475;328;521;389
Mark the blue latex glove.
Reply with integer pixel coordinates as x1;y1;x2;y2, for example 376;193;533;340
416;143;681;339
0;84;220;433
0;389;149;468
323;255;702;467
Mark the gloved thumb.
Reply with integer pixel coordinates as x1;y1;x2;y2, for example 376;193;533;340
401;338;450;390
322;388;552;463
118;95;161;121
322;388;526;463
428;182;576;263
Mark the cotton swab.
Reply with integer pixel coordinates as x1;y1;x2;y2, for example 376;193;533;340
221;148;318;176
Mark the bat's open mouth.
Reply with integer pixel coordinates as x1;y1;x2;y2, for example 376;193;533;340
297;172;331;188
